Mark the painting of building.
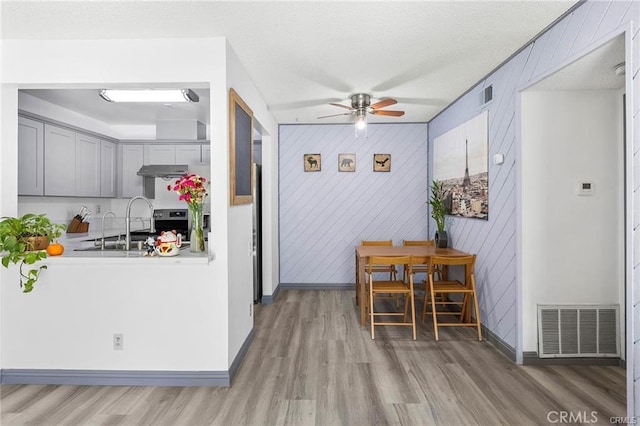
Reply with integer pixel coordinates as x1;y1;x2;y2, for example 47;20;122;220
433;110;488;219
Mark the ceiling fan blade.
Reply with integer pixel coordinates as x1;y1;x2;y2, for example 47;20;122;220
371;110;405;117
370;98;397;109
317;112;354;119
329;102;353;110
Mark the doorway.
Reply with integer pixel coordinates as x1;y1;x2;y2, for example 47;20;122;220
519;34;627;362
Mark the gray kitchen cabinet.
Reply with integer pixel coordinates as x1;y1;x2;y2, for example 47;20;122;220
145;144;175;164
201;144;211;165
119;144;144;198
176;144;202;165
100;140;117;197
75;132;101;197
145;143;203;165
44;123;76;196
18;116;45;196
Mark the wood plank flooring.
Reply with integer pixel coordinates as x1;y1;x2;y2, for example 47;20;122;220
1;290;626;425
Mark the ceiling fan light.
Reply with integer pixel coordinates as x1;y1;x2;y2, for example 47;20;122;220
99;89;199;103
356;115;366;130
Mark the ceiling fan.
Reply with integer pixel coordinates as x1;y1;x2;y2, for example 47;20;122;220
318;94;404;136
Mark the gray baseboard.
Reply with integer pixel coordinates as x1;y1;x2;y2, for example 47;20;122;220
261;284;280;304
1;369;229;387
228;327;255;383
481;325;516;362
279;282;353;290
1;327;257;387
522;351;624;366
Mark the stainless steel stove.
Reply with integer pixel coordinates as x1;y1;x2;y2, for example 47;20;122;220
153;209;190;240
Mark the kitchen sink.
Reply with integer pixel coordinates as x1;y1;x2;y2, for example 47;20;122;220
74;241;191;252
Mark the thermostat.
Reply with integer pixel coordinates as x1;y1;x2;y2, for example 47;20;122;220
576;181;594;196
493;154;504;165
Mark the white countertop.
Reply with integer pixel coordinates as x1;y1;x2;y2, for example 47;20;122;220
52;227;214;263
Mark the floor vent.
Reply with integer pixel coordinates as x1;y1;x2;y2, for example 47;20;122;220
538;305;619;358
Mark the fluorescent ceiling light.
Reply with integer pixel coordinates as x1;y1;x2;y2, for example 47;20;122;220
99;89;199;103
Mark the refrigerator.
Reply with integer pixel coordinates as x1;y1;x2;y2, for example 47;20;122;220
252;163;262;303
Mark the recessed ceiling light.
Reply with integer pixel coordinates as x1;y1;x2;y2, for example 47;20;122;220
99;89;199;103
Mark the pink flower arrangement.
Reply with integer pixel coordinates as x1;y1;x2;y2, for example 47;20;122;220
168;174;208;207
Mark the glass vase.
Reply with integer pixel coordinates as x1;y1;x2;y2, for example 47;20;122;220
189;202;206;253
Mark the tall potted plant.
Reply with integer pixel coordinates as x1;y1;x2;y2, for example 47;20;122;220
0;213;66;292
429;180;448;248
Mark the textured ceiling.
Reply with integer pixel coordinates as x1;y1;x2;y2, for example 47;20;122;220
2;1;579;126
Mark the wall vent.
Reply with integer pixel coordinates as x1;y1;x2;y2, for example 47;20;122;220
537;305;619;358
483;85;493;104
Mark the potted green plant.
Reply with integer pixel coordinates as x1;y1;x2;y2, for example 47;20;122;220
0;213;66;293
428;180;448;248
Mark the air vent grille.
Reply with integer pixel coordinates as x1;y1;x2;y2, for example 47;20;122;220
538;305;619;358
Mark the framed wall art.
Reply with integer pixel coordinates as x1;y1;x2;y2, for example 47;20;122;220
433;110;488;219
229;88;254;206
373;154;391;172
338;154;356;172
304;154;321;172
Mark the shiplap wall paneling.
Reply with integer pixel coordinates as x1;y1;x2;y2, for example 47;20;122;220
428;0;637;360
279;123;428;286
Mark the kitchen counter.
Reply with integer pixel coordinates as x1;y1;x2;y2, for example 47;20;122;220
55;228;214;263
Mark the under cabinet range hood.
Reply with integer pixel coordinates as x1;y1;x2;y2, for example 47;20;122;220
137;165;188;199
137;164;188;178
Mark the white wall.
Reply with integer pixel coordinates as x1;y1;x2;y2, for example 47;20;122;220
224;43;279;362
521;89;624;352
0;37;244;371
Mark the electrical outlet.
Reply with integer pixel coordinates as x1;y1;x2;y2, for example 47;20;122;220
96;204;102;214
113;333;123;350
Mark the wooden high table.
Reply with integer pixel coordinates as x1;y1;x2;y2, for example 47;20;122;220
355;245;471;326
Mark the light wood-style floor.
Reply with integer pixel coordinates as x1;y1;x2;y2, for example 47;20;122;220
1;290;626;425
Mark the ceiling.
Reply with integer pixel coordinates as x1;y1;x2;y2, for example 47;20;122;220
2;1;582;127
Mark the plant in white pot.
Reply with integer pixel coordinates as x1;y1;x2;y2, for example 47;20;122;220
0;213;66;292
428;180;448;248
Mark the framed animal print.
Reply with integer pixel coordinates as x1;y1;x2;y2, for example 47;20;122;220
373;154;391;172
338;154;356;172
304;154;321;172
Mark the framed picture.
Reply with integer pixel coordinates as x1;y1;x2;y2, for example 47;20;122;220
304;154;321;172
433;110;488;219
338;154;356;172
373;154;391;172
229;88;254;206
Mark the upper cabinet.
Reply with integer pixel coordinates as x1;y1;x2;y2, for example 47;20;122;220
100;140;117;198
28;120;117;198
176;144;202;165
201;145;211;165
18;114;210;199
119;144;145;198
18;116;45;196
75;132;101;197
145;144;176;165
44;124;76;196
144;144;204;165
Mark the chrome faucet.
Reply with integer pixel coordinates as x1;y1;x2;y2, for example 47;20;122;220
125;196;155;251
98;210;117;250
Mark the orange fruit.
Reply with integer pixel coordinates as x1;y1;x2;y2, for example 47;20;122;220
46;243;64;256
